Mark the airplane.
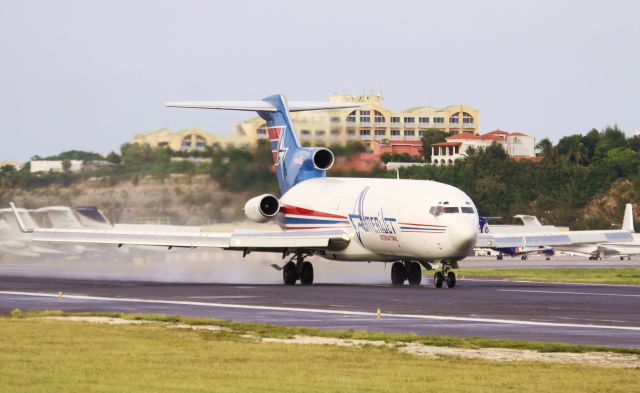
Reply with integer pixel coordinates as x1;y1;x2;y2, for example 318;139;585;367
475;204;637;261
478;216;555;260
9;94;481;288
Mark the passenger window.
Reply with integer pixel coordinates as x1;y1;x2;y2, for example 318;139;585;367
461;207;474;214
444;207;459;214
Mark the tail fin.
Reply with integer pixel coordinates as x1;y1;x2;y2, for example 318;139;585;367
622;203;634;232
167;94;359;194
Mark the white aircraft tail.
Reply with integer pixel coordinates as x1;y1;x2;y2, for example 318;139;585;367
622;203;634;232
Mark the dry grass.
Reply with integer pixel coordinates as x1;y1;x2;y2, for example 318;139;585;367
1;315;639;392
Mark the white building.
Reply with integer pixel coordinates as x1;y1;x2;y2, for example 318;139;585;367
431;130;536;165
30;160;84;173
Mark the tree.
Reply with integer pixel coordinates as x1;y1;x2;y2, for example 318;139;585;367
536;138;557;164
61;159;72;173
105;151;121;164
120;143;154;166
420;129;447;162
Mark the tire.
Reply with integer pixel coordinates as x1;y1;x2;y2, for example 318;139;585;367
433;271;444;288
391;262;407;285
300;261;314;285
283;261;298;285
446;271;456;288
407;262;422;286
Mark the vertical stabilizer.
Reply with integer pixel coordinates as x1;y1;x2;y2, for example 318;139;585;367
622;203;634;232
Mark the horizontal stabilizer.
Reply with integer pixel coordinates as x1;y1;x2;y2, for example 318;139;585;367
166;101;360;112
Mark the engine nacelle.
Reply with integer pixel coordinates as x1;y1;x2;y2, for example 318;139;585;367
311;147;335;171
244;194;280;223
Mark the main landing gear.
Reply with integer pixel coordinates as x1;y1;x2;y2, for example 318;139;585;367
390;261;424;286
433;261;457;289
282;254;314;285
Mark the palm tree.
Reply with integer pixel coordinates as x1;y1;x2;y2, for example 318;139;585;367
567;139;588;165
536;138;557;163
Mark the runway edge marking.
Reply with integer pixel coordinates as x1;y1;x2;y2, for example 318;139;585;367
3;290;640;332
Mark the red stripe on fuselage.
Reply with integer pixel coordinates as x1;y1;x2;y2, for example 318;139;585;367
398;222;447;228
282;205;348;220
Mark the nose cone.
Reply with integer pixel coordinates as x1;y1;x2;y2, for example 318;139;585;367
447;216;479;256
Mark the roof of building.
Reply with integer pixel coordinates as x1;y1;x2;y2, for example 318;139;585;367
508;132;529;137
485;129;509;135
432;142;463;147
447;133;483;140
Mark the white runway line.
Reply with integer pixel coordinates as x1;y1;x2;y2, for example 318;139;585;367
498;289;640;298
3;290;640;332
462;278;640;288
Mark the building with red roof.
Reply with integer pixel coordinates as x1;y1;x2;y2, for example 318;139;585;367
431;130;536;165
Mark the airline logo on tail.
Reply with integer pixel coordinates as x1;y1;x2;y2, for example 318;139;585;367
268;126;287;165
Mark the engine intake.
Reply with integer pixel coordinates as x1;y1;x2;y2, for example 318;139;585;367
312;148;334;171
244;194;280;223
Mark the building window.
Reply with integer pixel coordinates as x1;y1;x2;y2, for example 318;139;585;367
346;111;356;123
455;146;460;154
433;117;444;124
195;135;206;150
301;129;311;136
450;113;460;124
391;129;400;136
359;110;370;123
375;129;386;136
315;130;326;136
360;129;371;136
463;112;474;124
404;130;415;137
347;129;356;136
403;117;415;123
419;117;430;124
331;129;341;136
374;111;385;123
181;136;192;150
390;116;401;123
418;131;425;137
330;117;341;123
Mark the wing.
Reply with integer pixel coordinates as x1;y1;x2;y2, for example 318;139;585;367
26;227;350;253
476;230;634;249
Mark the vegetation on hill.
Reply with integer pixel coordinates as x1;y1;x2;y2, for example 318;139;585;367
1;125;639;228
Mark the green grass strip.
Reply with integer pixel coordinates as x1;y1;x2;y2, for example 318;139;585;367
457;268;640;285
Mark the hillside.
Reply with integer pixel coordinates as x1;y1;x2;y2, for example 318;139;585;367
2;174;254;225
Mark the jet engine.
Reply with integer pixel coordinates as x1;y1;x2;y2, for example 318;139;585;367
244;194;280;223
311;147;335;171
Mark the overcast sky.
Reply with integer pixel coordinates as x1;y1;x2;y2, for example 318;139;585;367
1;0;639;161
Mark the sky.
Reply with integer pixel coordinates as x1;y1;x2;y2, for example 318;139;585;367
1;0;639;162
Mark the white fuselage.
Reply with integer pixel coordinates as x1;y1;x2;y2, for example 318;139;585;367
276;177;479;262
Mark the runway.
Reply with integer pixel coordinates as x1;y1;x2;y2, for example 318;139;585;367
1;275;639;348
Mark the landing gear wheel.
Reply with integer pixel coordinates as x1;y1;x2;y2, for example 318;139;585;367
407;262;422;286
433;271;444;288
446;271;456;288
283;261;298;285
300;261;314;285
497;254;503;261
391;262;407;285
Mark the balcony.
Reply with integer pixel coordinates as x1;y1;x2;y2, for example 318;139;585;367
418;123;431;128
403;135;418;140
374;122;387;127
462;123;475;128
390;134;402;140
360;121;371;127
433;123;446;128
403;122;416;128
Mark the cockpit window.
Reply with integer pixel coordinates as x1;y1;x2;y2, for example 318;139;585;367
429;205;444;217
461;207;474;214
443;207;459;214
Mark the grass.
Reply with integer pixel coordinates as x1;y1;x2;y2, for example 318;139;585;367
8;309;640;355
457;268;640;285
1;316;638;393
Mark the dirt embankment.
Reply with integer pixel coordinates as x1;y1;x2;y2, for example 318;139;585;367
576;179;639;228
2;174;253;225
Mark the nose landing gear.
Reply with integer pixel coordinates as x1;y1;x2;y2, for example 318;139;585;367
433;261;457;289
282;254;314;285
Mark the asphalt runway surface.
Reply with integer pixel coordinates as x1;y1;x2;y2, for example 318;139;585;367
1;272;639;348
